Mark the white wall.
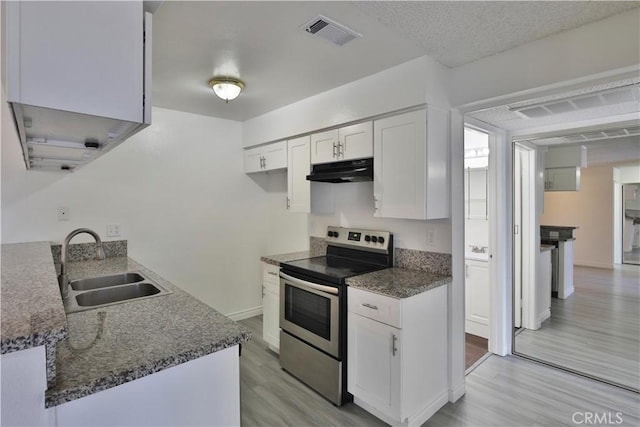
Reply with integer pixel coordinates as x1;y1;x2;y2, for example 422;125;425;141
540;161;639;269
450;9;640;110
309;182;451;252
1;102;308;317
242;56;451;148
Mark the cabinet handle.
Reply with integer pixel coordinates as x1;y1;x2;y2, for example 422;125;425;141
465;264;469;278
362;303;378;310
392;334;398;356
286;198;290;210
262;286;265;298
337;142;344;158
267;271;277;276
332;142;337;158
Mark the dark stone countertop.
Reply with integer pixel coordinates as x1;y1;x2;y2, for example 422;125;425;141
346;267;451;299
45;256;251;407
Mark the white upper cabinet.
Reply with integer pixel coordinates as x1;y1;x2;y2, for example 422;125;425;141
287;136;311;213
311;122;372;165
244;141;287;173
5;1;151;171
373;107;449;220
545;167;581;191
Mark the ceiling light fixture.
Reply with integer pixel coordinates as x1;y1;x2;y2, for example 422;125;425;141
208;77;245;103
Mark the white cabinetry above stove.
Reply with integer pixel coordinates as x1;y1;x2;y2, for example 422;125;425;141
373;107;450;220
5;1;151;172
311;122;373;165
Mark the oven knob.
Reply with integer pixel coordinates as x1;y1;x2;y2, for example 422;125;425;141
371;236;378;243
327;231;334;237
378;236;385;244
365;235;371;242
334;232;339;238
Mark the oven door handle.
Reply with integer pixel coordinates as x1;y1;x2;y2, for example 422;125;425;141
279;272;339;295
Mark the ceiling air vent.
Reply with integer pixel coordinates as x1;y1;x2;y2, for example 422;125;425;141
302;15;361;46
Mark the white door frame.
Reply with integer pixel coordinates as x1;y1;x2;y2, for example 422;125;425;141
463;117;510;356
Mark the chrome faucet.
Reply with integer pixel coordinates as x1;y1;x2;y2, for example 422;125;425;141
58;228;105;298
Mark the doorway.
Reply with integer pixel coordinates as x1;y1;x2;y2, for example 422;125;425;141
622;183;640;265
463;126;490;370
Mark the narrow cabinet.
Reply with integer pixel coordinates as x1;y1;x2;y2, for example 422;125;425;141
262;263;280;352
244;141;287;173
348;285;448;426
287;136;311;213
311;122;372;164
465;258;490;339
373;107;449;220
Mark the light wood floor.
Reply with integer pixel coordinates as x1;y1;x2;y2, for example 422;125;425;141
515;265;640;390
239;315;640;426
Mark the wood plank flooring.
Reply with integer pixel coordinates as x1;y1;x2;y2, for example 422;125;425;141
465;333;488;370
239;315;639;427
515;265;640;390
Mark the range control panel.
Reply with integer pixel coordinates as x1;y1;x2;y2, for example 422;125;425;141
325;226;392;254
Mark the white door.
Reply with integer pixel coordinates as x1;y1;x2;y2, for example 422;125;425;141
263;141;287;171
465;260;490;338
287;136;311;213
244;146;264;173
347;312;400;419
262;282;280;351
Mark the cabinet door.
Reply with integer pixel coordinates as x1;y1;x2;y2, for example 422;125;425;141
339;122;372;161
244;147;264;173
263;141;287;171
545;167;580;191
311;130;339;165
347;312;401;420
374;109;427;219
287;136;311;213
9;1;144;122
262;282;280;351
465;259;490;338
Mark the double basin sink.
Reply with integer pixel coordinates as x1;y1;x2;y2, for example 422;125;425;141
63;271;172;314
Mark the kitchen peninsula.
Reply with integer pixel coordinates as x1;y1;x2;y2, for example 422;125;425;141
1;241;250;426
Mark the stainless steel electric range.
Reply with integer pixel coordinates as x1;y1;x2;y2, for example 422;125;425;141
279;226;393;406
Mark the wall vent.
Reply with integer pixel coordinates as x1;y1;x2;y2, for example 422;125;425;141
508;84;640;119
302;15;361;46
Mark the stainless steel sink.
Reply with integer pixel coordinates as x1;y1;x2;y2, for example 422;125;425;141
71;272;146;291
63;271;172;314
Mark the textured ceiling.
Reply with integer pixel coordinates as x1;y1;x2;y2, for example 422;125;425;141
151;1;639;121
354;1;639;68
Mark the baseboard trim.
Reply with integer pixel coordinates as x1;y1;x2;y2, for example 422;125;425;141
226;306;262;321
574;260;613;270
448;381;465;402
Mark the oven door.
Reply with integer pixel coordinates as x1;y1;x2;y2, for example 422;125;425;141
280;271;340;358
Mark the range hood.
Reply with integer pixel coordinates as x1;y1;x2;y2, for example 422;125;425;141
306;158;373;183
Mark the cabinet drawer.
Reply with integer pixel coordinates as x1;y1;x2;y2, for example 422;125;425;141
348;287;401;328
263;263;280;285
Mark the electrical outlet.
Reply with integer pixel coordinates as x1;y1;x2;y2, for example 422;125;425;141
106;224;121;237
58;207;70;221
426;228;437;246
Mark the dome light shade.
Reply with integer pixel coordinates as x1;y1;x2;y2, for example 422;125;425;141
209;77;244;102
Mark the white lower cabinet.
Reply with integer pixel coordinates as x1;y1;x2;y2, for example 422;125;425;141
262;262;280;352
465;259;490;339
347;285;448;427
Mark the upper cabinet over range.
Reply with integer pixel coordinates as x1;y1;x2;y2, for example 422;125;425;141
5;1;152;172
311;122;373;165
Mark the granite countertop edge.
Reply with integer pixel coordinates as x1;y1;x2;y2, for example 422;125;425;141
45;332;250;407
45;256;252;408
346;267;452;299
260;250;314;266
